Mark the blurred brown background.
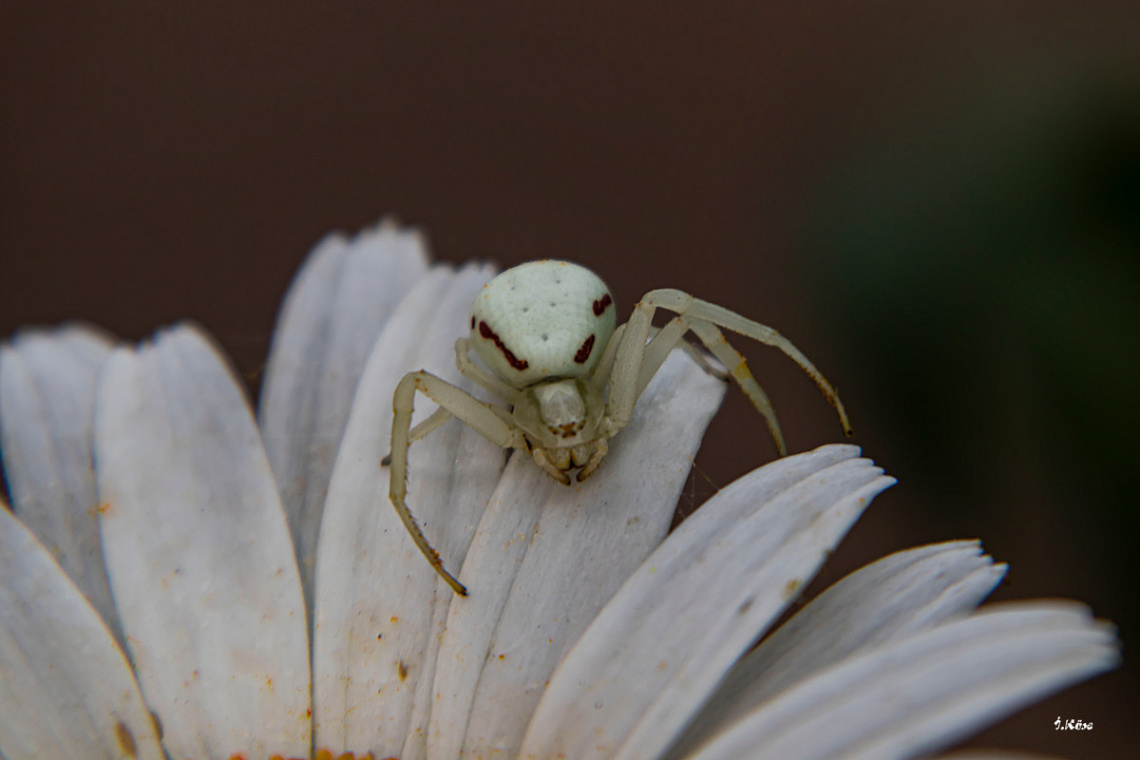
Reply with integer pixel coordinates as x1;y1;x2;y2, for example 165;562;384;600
2;2;1137;757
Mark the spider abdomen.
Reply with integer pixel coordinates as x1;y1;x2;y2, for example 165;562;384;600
470;260;617;388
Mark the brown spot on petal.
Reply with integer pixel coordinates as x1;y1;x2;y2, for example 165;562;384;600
397;660;409;681
114;720;136;758
592;292;613;316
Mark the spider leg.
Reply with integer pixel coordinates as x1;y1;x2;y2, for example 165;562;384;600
388;370;524;596
455;337;520;403
381;400;513;465
687;319;787;456
634;317;729;398
407;407;453;445
606;300;663;431
607;304;717;429
637;289;852;438
588;322;627;391
608;313;787;455
673;338;730;381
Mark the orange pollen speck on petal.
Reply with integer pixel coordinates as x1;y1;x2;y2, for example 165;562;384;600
114;720;136;758
313;751;378;760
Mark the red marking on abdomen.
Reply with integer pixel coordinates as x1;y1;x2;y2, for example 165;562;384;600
593;293;613;317
478;321;529;370
574;334;596;364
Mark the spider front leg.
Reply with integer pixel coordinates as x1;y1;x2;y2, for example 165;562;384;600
382;338;518;455
608;289;852;455
388;370;523;596
454;337;520;404
607;312;788;455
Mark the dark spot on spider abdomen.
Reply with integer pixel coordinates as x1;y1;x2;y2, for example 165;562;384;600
574;334;596;364
478;320;530;370
593;292;613;317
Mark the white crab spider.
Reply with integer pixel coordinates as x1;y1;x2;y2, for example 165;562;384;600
386;260;852;596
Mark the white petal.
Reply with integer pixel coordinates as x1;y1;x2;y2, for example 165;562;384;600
432;350;727;760
520;445;893;760
0;325;120;636
96;325;310;760
685;602;1118;760
671;540;1007;758
259;220;430;608
311;264;506;757
0;502;163;760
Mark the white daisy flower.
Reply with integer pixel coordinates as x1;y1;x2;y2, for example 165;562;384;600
0;220;1118;760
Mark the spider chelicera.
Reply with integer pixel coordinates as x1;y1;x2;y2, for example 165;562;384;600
385;260;852;595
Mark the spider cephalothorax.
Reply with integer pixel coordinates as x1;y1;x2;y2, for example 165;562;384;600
386;260;851;595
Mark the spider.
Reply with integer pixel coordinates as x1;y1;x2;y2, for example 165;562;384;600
385;260;852;596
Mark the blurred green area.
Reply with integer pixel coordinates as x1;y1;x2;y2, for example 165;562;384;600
811;74;1140;629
